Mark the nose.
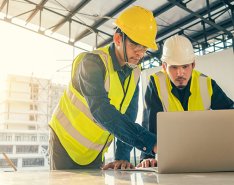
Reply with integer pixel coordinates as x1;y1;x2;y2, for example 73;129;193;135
177;67;184;76
134;49;145;58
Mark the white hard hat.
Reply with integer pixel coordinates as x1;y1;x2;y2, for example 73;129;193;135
161;35;195;65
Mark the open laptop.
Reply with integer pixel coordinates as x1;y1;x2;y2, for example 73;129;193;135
157;109;234;173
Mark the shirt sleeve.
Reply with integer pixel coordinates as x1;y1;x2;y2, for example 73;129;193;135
141;76;164;161
211;80;234;109
115;139;132;161
72;53;156;156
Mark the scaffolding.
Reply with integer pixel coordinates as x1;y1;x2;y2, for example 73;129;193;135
0;74;66;171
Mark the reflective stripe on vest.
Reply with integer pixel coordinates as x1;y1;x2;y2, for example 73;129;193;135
66;88;107;131
66;88;94;120
199;74;211;109
153;70;212;111
92;50;110;91
133;68;141;85
156;71;169;111
54;107;112;151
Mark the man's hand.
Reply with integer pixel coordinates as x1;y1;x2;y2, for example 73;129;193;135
153;145;157;153
102;160;135;170
136;158;157;168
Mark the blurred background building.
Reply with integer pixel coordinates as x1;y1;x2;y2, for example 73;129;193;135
0;74;65;171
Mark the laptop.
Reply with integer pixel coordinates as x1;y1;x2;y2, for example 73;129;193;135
156;109;234;173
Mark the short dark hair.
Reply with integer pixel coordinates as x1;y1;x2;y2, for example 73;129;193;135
115;28;122;35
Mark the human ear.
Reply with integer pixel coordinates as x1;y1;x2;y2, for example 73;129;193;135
113;33;122;46
162;62;167;71
192;62;195;69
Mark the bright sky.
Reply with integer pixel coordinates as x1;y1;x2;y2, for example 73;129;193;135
0;20;85;85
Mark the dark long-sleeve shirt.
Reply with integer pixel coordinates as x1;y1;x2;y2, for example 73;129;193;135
72;43;155;161
141;74;234;160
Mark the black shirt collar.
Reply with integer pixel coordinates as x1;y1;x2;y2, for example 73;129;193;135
171;78;191;90
171;78;192;100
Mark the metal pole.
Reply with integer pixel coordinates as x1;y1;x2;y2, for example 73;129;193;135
2;152;17;171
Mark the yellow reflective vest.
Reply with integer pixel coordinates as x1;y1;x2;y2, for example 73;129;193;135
49;45;141;165
152;70;213;111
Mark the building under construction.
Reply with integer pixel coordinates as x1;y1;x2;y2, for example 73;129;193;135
0;74;66;171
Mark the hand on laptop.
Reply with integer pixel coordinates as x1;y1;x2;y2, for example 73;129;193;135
102;160;135;170
137;158;157;168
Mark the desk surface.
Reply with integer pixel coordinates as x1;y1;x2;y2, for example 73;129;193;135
0;170;234;185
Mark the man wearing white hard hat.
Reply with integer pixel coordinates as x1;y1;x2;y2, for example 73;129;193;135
138;34;234;168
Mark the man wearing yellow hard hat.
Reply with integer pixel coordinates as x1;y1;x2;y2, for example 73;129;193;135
138;34;234;168
49;6;158;170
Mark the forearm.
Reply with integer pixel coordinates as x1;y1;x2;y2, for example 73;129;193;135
91;97;156;155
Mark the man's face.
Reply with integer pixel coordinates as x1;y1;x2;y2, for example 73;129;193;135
124;37;147;66
114;33;147;67
162;62;195;89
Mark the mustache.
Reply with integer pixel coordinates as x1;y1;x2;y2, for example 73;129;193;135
175;77;186;81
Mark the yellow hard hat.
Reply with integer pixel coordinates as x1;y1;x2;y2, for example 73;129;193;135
161;35;195;65
114;6;158;50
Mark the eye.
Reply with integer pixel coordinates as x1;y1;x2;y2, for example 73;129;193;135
171;66;177;69
127;38;147;52
182;65;189;69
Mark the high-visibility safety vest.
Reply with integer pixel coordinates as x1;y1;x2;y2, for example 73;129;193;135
152;70;213;111
49;45;141;165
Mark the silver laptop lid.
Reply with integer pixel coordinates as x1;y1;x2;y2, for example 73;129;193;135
157;109;234;173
